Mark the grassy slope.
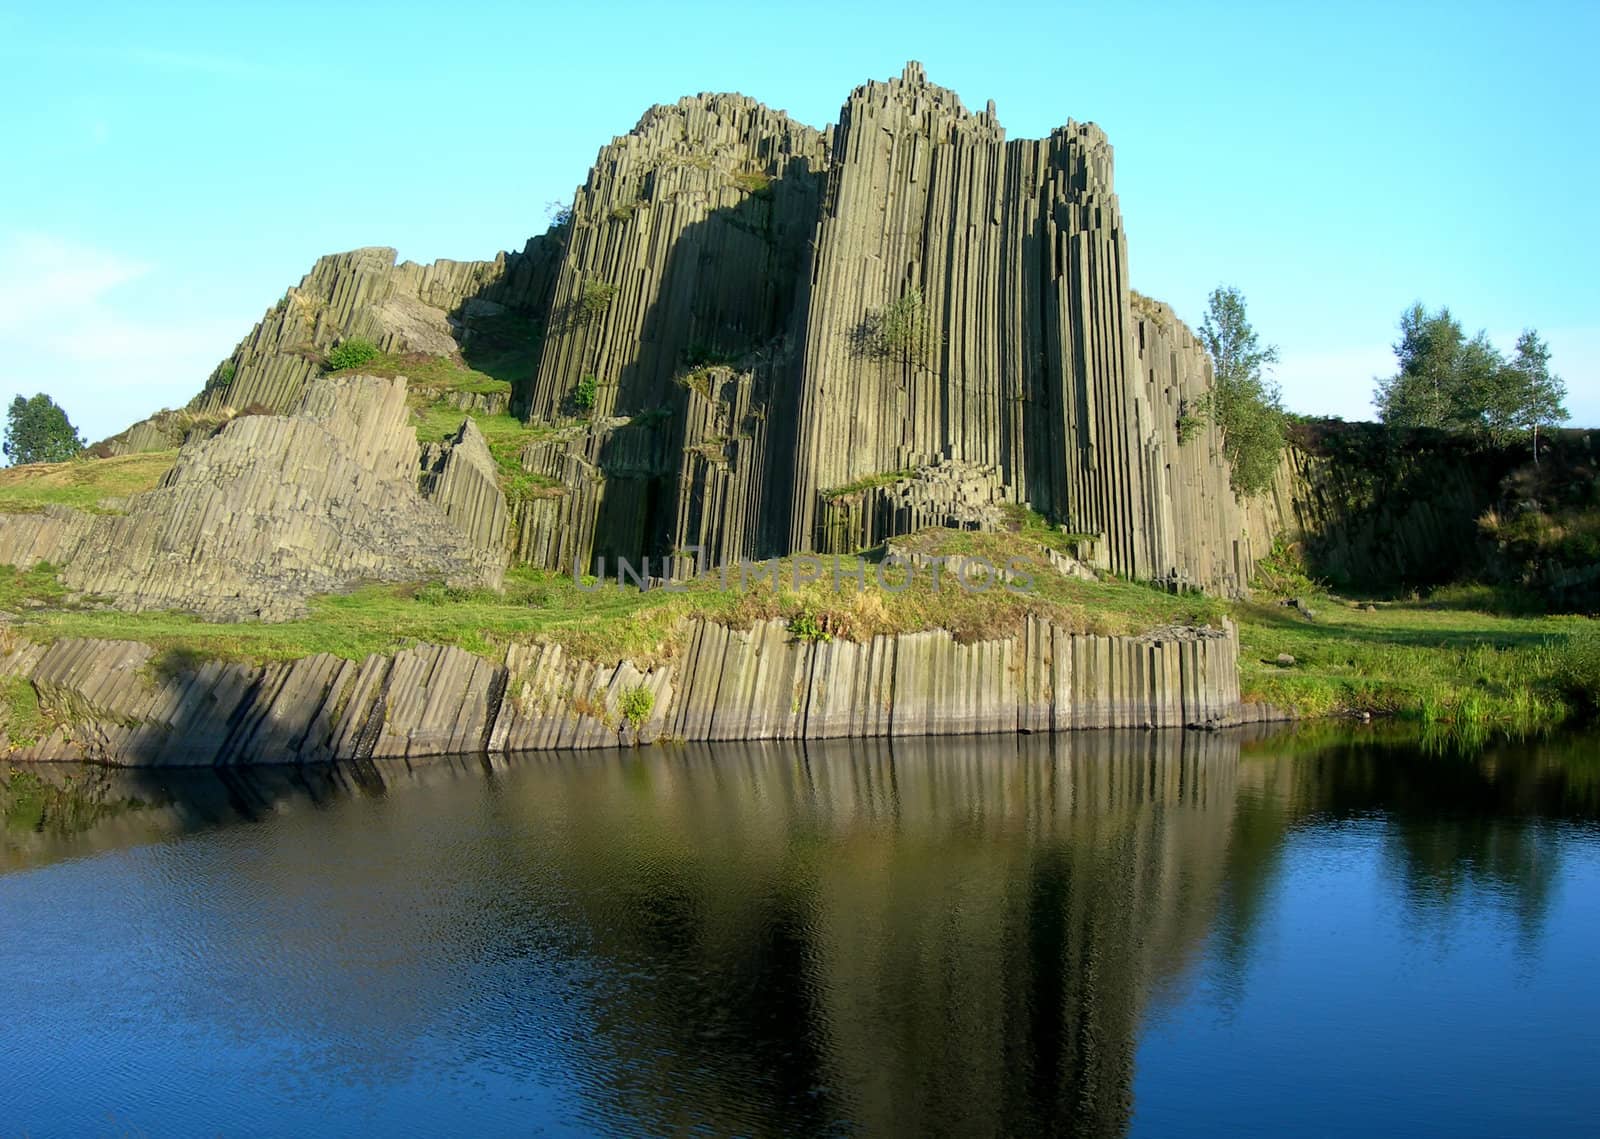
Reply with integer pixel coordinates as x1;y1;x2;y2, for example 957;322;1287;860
0;528;1225;670
1233;582;1595;742
329;351;512;399
0;452;178;514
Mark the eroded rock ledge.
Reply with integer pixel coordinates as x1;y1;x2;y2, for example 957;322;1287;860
0;375;506;621
0;617;1244;766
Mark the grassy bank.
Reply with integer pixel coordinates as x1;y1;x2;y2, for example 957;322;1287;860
0;507;1592;746
1233;585;1597;745
0;452;178;514
0;531;1223;671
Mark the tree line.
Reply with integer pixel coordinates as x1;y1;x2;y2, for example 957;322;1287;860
1374;304;1567;457
1194;290;1570;497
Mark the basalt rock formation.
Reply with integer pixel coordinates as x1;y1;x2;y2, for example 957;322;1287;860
0;375;505;620
0;64;1286;762
0;618;1244;765
516;64;1261;592
95;63;1265;601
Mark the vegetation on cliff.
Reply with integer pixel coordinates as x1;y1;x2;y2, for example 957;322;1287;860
1197;286;1286;497
1286;419;1598;610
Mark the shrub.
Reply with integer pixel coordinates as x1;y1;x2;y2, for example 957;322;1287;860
325;338;381;372
1252;537;1321;598
619;685;654;730
574;280;619;325
858;287;938;364
573;374;599;412
1550;625;1600;714
731;170;773;198
787;604;832;643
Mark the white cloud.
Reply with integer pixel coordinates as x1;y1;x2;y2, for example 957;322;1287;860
0;233;235;444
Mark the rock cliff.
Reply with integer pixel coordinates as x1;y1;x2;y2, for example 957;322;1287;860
1245;422;1597;608
508;65;1262;592
89;63;1265;598
0;375;505;620
0;617;1244;765
0;64;1291;763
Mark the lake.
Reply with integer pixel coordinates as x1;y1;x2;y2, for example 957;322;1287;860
2;726;1597;1137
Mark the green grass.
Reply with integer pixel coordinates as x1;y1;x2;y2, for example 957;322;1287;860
0;451;179;514
502;469;567;504
730;170;773;198
0;531;1230;671
0;676;44;747
821;467;919;501
0;563;70;610
997;503;1098;557
411;400;566;506
328;351;512;398
1232;590;1593;742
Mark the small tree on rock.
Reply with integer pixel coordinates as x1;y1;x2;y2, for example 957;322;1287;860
4;394;84;466
1197;286;1286;497
858;287;938;366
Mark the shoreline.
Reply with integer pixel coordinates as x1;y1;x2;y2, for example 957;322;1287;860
0;616;1252;767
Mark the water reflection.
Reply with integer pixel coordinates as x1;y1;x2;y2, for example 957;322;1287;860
1;726;1596;1137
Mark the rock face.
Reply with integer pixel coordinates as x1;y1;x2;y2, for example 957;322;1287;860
190;244;559;418
110;64;1264;597
508;64;1262;592
0;375;505;620
1247;423;1598;607
0;617;1244;765
420;417;509;555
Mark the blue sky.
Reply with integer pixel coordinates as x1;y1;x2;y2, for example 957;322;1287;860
2;0;1595;443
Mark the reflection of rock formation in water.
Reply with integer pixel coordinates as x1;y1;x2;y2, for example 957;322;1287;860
493;731;1245;1136
7;728;1595;1135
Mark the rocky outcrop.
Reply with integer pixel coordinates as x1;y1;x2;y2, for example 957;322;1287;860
420;417;509;556
99;242;559;444
87;65;1276;599
0;617;1245;765
502;64;1263;593
819;460;1012;556
0;376;505;620
1244;422;1597;604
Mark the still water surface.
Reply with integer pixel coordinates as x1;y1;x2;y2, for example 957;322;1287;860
2;726;1598;1137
